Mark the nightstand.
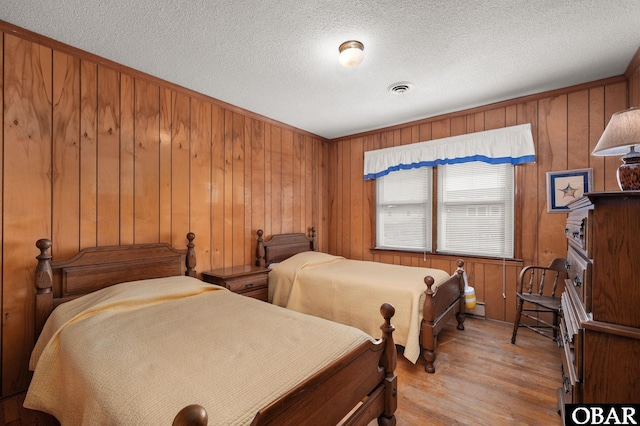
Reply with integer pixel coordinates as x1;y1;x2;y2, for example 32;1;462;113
201;265;269;301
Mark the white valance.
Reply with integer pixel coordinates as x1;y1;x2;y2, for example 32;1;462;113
364;123;535;180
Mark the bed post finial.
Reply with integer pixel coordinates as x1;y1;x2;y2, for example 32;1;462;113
256;229;265;267
310;226;317;251
185;232;196;277
35;239;54;339
173;404;208;426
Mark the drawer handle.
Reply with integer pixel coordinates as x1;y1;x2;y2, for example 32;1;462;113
244;283;254;289
573;275;582;287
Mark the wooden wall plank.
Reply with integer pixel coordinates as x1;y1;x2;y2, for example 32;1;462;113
96;65;120;246
328;141;338;254
485;108;505;130
305;136;313;233
263;124;272;243
190;98;212;272
210;105;225;269
119;74;135;245
269;126;282;236
341;141;351;257
281;129;293;234
243;115;252;265
80;60;97;248
450;116;467;136
133;78;160;243
52;51;80;258
251;119;265;260
292;133;302;232
567;90;590;171
350;137;364;260
231;112;245;265
589;87;606;192
363;135;377;261
158;87;172;243
170;92;191;248
0;37;3;386
2;35;52;394
484;264;505;320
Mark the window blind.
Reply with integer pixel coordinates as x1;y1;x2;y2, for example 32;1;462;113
436;162;514;258
376;167;432;251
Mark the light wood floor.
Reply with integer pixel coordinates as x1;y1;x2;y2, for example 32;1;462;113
392;316;562;426
1;317;561;426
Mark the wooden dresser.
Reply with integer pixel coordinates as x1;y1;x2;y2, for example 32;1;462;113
559;191;640;408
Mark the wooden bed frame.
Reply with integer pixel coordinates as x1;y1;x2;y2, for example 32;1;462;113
256;227;466;374
33;232;398;426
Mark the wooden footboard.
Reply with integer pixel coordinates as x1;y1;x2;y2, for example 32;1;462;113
420;259;466;373
173;304;398;426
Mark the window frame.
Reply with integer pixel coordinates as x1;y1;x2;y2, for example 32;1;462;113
373;162;522;260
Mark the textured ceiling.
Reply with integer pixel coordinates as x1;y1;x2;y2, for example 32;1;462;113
2;1;640;139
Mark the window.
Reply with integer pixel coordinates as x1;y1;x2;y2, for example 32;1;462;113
366;124;534;258
376;162;514;258
437;162;514;258
376;167;432;251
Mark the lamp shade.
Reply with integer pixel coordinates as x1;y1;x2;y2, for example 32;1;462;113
592;107;640;191
338;40;364;67
592;107;640;156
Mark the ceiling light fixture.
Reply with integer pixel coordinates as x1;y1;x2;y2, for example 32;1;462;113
338;40;364;67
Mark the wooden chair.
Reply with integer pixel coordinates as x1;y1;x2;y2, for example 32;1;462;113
511;258;567;344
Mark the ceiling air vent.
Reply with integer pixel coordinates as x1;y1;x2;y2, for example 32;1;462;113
387;81;414;95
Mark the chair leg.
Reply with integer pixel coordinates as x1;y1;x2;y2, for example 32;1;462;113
511;299;523;344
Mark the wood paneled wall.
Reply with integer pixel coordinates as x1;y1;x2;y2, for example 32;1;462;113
0;23;329;395
1;20;637;397
327;76;629;325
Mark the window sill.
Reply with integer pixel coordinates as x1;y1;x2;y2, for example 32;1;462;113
368;248;523;266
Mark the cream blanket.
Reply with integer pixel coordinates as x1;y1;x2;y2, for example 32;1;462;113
269;252;452;364
25;276;373;426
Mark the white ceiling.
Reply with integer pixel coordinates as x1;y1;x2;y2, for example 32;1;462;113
3;1;640;139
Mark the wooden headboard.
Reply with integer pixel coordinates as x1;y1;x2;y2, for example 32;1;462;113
255;228;316;267
34;232;196;338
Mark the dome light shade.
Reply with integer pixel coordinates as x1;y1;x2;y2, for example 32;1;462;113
338;40;364;67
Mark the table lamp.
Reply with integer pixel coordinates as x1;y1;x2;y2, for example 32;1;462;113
592;107;640;191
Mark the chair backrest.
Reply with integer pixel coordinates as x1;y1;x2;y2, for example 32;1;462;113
518;258;568;298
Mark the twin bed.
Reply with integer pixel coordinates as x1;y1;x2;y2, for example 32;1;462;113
256;228;466;374
27;233;398;426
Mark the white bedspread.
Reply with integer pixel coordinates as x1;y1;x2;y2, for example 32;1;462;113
25;276;373;426
268;252;452;363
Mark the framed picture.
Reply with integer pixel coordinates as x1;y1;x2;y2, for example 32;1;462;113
546;168;593;213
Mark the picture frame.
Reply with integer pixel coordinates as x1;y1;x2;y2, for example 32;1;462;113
546;168;593;213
